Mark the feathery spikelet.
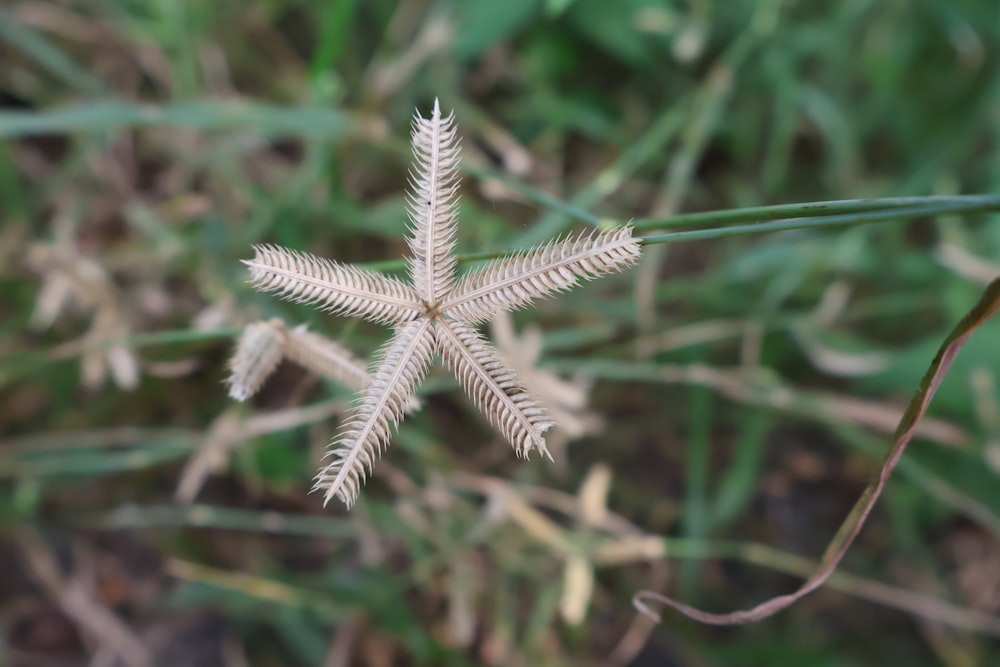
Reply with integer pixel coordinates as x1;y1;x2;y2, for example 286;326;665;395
491;312;603;465
227;319;376;401
442;226;641;324
436;318;553;458
227;319;287;401
245;244;421;325
406;98;461;304
314;319;436;507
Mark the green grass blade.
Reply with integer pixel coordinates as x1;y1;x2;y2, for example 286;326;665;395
711;410;772;528
0;101;359;138
638;199;1000;244
0;9;106;94
633;195;1000;232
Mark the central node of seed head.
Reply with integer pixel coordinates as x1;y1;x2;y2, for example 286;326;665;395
422;300;442;319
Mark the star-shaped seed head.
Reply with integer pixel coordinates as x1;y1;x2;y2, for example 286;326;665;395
242;99;642;508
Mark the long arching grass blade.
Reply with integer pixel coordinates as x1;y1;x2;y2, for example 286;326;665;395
634;275;1000;625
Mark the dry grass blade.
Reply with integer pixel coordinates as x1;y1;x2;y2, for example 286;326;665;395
27;241;140;390
15;529;153;667
406;98;461;303
175;409;244;502
177;399;348;503
245;244;422;325
448;472;1000;637
443;226;641;323
315;319;435;507
436;318;553;458
634;275;1000;626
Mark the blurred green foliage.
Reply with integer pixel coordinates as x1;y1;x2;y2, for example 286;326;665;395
2;1;1000;666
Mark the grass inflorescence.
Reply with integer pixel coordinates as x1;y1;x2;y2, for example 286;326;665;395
2;2;1000;666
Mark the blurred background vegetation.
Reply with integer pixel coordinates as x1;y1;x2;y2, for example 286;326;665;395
2;1;1000;665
